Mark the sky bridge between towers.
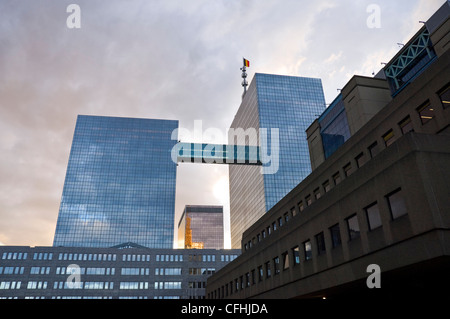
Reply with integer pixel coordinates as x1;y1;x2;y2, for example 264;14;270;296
174;142;262;165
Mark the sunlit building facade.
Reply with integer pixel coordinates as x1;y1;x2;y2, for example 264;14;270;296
178;205;224;249
53;115;178;249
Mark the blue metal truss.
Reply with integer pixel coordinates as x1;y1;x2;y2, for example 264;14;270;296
384;28;435;91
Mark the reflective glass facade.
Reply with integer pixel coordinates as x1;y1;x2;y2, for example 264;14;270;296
319;94;351;159
178;205;224;249
53;115;178;248
229;73;326;248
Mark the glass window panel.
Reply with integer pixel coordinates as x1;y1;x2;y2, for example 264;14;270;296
347;214;360;240
383;129;395;147
315;232;326;255
292;246;300;265
355;153;366;168
439;84;450;109
417;101;435;124
387;188;407;219
303;240;312;260
343;163;353;177
329;223;341;248
368;142;380;158
399;116;414;135
366;202;382;230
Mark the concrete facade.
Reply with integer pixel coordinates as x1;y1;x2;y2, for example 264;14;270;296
206;8;450;299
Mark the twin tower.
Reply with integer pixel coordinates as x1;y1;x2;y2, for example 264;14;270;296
53;73;326;249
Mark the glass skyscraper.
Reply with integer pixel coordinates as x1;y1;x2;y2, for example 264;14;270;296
229;73;326;248
53;115;178;249
177;205;224;249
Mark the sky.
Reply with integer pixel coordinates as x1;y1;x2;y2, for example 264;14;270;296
0;0;445;248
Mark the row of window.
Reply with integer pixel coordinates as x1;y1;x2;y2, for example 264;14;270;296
244;83;449;252
188;268;216;276
0;266;209;277
1;281;169;290
52;281;114;290
154;282;182;290
59;267;116;276
220;255;239;262
1;295;185;300
0;267;25;275
188;254;217;262
188;281;207;289
155;268;182;276
1;251;236;263
212;187;408;299
0;252;28;260
155;254;183;262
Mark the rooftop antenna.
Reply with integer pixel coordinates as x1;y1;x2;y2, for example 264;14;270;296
241;58;250;98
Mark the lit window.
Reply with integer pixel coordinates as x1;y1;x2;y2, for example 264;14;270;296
282;252;289;270
292;246;300;265
417;101;435;124
383;129;395;147
387;188;407;219
439;84;450;109
303;240;312;261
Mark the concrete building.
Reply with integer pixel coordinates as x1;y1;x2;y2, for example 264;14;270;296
0;245;239;299
178;205;224;249
206;2;450;299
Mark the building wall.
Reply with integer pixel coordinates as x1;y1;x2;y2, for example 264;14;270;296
229;78;266;248
341;76;392;136
0;246;239;299
307;6;449;169
53;115;178;249
178;206;224;250
207;46;450;299
229;74;326;248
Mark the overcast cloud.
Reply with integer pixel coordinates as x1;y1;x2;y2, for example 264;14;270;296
0;0;444;248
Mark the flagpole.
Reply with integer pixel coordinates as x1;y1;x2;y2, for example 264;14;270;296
240;58;248;98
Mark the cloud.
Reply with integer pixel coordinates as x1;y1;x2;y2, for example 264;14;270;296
0;0;446;247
